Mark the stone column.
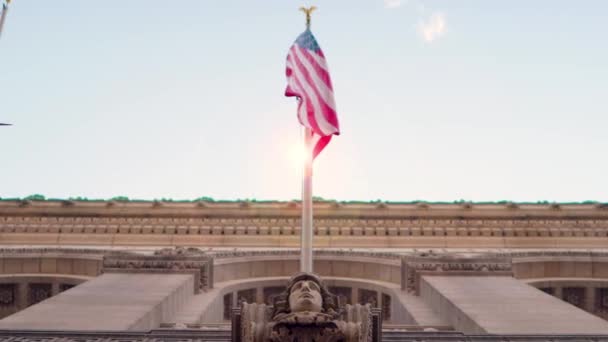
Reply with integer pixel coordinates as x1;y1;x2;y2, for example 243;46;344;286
51;282;60;296
555;286;563;299
586;285;596;313
16;282;27;309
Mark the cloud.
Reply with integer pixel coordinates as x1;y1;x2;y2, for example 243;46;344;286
384;0;403;9
417;12;446;42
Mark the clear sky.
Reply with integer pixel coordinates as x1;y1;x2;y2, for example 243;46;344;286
1;0;607;202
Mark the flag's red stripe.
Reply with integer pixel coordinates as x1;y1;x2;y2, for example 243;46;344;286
313;135;331;159
297;48;340;130
288;52;327;136
299;48;334;92
290;48;339;134
290;70;325;136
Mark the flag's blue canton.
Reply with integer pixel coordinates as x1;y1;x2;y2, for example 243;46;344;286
295;29;321;52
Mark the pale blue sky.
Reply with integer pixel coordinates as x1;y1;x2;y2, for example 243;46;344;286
1;0;607;202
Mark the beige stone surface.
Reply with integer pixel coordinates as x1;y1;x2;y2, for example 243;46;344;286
0;273;194;331
421;275;608;334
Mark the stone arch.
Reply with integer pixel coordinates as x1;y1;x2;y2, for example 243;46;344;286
213;252;401;285
196;276;409;325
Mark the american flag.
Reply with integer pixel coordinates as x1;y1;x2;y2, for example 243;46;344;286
285;29;340;159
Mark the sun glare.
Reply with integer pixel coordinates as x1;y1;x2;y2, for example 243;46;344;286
288;142;307;170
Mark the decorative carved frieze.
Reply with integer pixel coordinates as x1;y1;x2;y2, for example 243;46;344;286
2;212;608;239
401;252;512;294
102;247;214;292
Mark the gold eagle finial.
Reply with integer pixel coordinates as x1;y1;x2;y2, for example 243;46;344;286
299;6;317;29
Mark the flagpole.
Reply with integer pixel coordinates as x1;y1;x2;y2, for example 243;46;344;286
299;6;317;274
0;0;11;39
301;127;314;273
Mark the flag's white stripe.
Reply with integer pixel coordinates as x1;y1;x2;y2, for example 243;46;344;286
289;49;336;135
309;50;330;73
288;51;333;135
293;46;337;112
299;99;310;129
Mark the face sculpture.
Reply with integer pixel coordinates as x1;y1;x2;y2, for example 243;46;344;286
288;279;323;313
272;273;339;321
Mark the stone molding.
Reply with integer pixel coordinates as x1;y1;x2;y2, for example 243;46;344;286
211;250;402;260
1;200;608;220
2;215;608;238
401;253;512;294
102;247;214;292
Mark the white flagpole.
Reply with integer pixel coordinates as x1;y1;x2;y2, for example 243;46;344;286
0;2;9;39
299;6;317;273
300;127;314;273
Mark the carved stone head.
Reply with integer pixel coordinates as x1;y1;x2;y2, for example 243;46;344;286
272;273;339;319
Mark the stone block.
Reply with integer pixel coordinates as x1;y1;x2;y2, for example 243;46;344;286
4;259;22;274
282;226;293;235
422;228;433;236
338;227;350;236
433;227;446;236
445;227;456;236
72;260;86;275
53;260;72;276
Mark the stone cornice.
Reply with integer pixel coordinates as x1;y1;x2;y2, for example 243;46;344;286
401;253;513;294
1;200;607;219
102;247;214;292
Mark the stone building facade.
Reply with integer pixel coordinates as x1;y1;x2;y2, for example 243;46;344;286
0;199;608;340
